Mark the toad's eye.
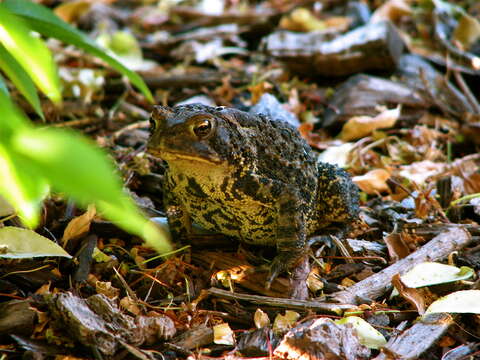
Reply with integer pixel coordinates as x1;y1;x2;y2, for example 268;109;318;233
149;118;156;134
193;119;212;138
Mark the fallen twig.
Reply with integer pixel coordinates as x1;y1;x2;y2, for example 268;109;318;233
330;227;472;305
206;287;355;315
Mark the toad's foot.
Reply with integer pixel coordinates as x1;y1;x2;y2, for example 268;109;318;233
265;249;308;292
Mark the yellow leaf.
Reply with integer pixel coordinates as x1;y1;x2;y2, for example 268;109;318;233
54;0;92;23
353;169;391;194
254;308;270;329
339;106;401;141
62;204;96;245
213;323;234;345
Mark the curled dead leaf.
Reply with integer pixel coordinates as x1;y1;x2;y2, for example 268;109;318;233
392;274;426;315
62;204;96;245
353;169;391;194
339;106;400;141
371;0;412;24
273;310;300;334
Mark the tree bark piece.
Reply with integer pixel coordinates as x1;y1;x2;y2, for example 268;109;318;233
274;318;371;360
330;227;472;305
263;21;404;77
322;74;427;130
374;313;453;360
46;292;175;356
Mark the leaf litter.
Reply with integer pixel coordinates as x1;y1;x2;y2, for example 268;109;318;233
2;0;480;359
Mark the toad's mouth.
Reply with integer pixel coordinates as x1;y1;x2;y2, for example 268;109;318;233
148;148;223;165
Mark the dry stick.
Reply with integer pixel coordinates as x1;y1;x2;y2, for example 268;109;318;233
112;120;149;141
206;287;354;315
453;70;480;114
330;227;472;305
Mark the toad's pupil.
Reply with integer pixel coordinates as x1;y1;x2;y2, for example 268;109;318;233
194;120;211;137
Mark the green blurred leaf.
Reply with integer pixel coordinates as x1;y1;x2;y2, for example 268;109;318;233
0;86;30;141
0;226;71;258
0;4;61;104
97;199;172;254
0;73;9;98
0;88;47;227
13;127;124;205
0;195;14;217
0;144;49;227
4;0;153;102
97;31;156;72
12;127;172;253
0;43;43;118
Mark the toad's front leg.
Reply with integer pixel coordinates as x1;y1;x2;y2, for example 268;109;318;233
266;188;309;299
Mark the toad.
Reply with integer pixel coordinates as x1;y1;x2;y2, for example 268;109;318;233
147;104;359;290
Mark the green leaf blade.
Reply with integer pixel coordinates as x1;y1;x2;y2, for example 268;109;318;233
12;127;172;253
4;0;153;102
0;4;61;104
0;85;30;140
98;199;173;254
0;43;43;118
0;73;9;98
0;144;49;228
13;127;124;205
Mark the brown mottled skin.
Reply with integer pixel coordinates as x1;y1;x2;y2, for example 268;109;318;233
147;104;359;287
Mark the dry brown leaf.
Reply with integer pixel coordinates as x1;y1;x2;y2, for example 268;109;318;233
384;232;411;262
341;277;356;287
399;161;446;185
353;169;391;194
273;311;300;334
120;296;141;316
35;283;52;295
464;173;480;194
438;336;456;347
339;106;400;141
95;281;120;299
213;75;238;103
54;0;92;23
62;205;96;245
371;0;412;24
298;122;329;149
318;143;355;167
279;8;326;32
306;268;324;293
248;81;273;104
392;274;426;314
453;13;480;51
